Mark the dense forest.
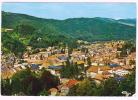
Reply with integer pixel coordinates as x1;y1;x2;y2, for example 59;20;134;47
2;11;136;41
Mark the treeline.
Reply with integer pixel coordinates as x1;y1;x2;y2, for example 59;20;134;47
1;68;60;96
117;40;136;57
1;68;135;96
2;32;26;57
2;11;136;42
68;70;135;96
2;24;78;57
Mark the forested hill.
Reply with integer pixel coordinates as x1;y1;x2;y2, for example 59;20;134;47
118;19;136;26
2;11;136;41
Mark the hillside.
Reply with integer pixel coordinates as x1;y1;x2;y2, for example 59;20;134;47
1;11;136;56
2;11;136;41
117;19;136;26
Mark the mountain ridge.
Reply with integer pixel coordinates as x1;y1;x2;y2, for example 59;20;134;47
2;11;136;42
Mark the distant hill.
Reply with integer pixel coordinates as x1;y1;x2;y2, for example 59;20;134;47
2;11;136;42
117;19;136;26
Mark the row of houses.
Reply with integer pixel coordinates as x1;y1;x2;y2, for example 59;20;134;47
1;62;42;79
86;65;131;85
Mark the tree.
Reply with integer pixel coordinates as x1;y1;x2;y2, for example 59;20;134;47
15;24;36;37
38;89;49;96
2;33;25;57
76;79;94;96
73;62;80;78
87;57;91;67
68;78;103;96
2;68;61;96
1;79;12;95
22;75;41;95
61;58;71;78
39;70;60;90
61;59;81;79
11;68;41;95
129;60;135;66
119;41;135;57
67;84;78;96
102;78;122;96
119;70;135;96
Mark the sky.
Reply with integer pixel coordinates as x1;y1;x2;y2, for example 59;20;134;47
2;3;136;20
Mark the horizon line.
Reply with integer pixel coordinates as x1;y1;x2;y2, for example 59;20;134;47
2;11;136;20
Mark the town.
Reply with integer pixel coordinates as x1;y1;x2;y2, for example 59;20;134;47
1;40;136;96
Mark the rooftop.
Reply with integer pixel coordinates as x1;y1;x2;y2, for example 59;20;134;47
87;66;98;73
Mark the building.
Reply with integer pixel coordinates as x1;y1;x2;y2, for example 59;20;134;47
49;88;58;96
86;66;98;78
